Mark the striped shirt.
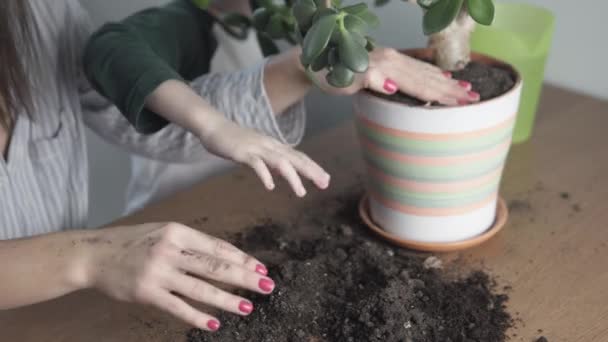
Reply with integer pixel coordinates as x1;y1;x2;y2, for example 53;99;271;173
0;0;305;240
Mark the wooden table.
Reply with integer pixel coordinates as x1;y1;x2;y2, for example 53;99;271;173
1;86;607;341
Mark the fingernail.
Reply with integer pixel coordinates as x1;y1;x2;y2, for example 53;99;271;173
442;71;452;78
468;91;480;100
458;99;469;106
383;79;398;94
255;264;268;276
207;320;220;331
259;278;275;293
239;300;254;314
458;80;471;89
321;174;331;189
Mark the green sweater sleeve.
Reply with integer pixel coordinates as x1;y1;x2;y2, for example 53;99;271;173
83;0;218;134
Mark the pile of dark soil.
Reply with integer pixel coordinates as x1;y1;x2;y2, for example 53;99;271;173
373;61;516;106
187;192;512;342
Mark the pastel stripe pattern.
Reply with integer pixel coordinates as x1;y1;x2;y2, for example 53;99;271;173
356;110;516;217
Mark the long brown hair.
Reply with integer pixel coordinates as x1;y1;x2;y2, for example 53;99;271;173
0;0;37;129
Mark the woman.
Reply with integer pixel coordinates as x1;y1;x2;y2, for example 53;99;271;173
0;0;476;334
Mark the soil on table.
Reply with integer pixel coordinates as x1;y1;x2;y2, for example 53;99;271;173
187;191;513;342
373;61;516;106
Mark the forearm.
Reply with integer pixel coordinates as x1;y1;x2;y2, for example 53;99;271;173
0;230;92;309
263;47;312;115
144;47;312;143
144;79;223;141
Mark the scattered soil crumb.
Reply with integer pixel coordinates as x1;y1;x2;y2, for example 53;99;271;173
508;200;533;213
423;256;443;270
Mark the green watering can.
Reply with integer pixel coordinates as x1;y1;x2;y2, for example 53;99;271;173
471;2;555;144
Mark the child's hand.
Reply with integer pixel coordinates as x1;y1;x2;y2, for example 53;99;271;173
200;118;330;197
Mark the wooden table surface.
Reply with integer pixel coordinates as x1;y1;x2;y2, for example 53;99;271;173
1;85;607;342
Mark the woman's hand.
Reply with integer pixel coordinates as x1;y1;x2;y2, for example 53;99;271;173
319;47;479;106
86;222;273;332
200;118;330;197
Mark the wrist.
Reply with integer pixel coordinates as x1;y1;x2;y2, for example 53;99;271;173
65;230;99;291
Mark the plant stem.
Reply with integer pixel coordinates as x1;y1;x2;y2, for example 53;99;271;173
428;5;475;70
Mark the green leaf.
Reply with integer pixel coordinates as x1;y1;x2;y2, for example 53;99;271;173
326;63;355;87
293;0;317;31
341;3;368;14
252;8;272;31
311;46;331;72
423;0;464;35
466;0;495;25
365;36;376;52
353;9;380;28
332;0;343;7
266;13;286;39
313;8;338;23
301;14;338;66
257;32;280;56
191;0;211;9
218;13;252;40
344;14;368;33
352;31;367;47
338;29;369;73
328;47;339;66
417;0;440;9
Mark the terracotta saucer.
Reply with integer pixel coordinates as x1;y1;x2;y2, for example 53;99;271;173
358;194;509;253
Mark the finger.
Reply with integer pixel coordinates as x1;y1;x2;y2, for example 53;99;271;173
177;250;275;295
280;148;330;190
364;68;398;95
168;272;254;316
178;229;266;274
247;156;275;191
438;79;480;106
151;291;220;331
265;151;306;197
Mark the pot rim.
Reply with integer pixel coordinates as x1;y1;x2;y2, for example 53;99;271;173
358;48;523;110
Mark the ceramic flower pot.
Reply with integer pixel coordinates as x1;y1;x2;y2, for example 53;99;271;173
354;48;522;244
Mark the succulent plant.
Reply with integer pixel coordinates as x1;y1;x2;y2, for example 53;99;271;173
193;0;495;87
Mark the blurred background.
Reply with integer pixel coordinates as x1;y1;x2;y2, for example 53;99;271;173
80;0;608;227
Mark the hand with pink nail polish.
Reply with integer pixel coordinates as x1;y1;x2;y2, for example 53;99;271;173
86;222;274;333
317;47;478;106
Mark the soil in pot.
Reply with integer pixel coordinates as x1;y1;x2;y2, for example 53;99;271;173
186;190;513;342
374;61;516;106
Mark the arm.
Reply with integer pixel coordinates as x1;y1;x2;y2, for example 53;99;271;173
82;0;329;195
0;223;275;332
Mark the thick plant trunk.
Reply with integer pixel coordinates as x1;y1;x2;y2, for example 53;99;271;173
428;6;475;71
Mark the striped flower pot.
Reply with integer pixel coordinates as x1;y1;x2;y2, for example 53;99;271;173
354;49;522;244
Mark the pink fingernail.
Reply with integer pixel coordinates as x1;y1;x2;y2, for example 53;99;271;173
442;71;452;78
458;80;471;89
255;264;268;275
259;278;275;293
239;300;254;314
468;91;480;100
383;79;398;94
207;320;220;331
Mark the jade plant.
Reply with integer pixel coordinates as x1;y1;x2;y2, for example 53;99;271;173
193;0;495;88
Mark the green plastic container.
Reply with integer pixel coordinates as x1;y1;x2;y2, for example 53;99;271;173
471;2;555;143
